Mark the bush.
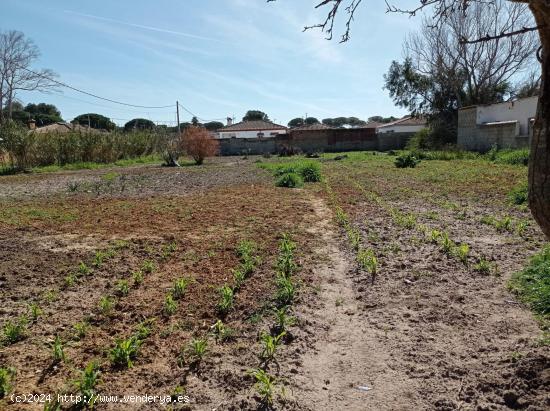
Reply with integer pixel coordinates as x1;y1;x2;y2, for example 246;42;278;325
508;182;529;205
395;153;420;168
406;128;431;151
491;149;530;166
182;126;219;165
298;162;322;182
509;246;550;319
276;172;303;188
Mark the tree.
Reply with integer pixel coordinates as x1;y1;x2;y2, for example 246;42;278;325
322;116;367;128
72;113;116;131
203;121;224;131
24;103;62;126
124;118;155;132
182;126;219;165
368;116;397;124
243;110;270;122
267;0;550;237
0;30;58;124
305;117;320;125
288;117;305;128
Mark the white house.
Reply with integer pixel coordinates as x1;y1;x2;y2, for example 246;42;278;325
217;118;287;139
376;117;427;134
457;95;537;150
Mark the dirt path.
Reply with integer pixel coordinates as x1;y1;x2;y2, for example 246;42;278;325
288;197;424;410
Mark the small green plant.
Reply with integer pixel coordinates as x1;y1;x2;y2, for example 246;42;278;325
64;272;77;288
474;257;492;275
508;183;528;206
347;228;361;251
357;248;378;282
395;153;420;168
275;172;303;188
275;273;296;306
260;331;286;363
454;243;470;265
250;368;276;406
98;296;114;316
109;336;141;368
51;335;66;363
162;241;177;259
233;268;246;290
132;269;144;286
516;220;529;236
237;240;256;260
77;261;91;276
439;232;454;254
273;306;296;333
495;216;513;233
141;259;156;274
393;211;417;229
429;229;441;244
44;289;58;303
163;293;178;316
0;367;15;398
217;285;234;315
3;317;27;344
28;302;42;321
115;279;130;296
173;278;191;299
74;361;101;408
134;320;153;340
92;250;111;268
186;338;208;363
210;320;234;342
73;321;89;340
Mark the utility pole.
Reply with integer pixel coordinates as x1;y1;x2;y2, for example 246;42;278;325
176;101;181;135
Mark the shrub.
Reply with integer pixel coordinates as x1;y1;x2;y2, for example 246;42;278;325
406;128;431;151
395;153;420;168
508;182;528;205
491;149;530;166
509;246;550;319
275;172;303;188
299;162;322;182
181;126;219;165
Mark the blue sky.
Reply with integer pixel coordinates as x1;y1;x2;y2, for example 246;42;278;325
1;0;420;126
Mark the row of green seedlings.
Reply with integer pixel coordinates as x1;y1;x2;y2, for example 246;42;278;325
345;177;493;274
480;214;530;237
0;240;133;350
172;240;261;374
324;180;379;283
0;242;176;403
250;234;299;408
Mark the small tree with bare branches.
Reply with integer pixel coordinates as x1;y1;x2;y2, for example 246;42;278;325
182;127;219;165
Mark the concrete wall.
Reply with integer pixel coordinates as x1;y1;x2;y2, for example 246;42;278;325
218;129;287;139
477;96;537;135
377;132;414;151
377;125;426;134
458;99;535;151
218;137;277;156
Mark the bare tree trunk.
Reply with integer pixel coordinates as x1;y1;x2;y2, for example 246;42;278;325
528;2;550;238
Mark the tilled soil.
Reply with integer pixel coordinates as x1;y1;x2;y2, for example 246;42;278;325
1;155;549;410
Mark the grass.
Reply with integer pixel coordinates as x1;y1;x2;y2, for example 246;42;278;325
509;245;550;323
51;335;66;363
275;172;303;188
32;154;162;174
260;159;322;187
28;302;42;321
163;293;178;316
173;278;191;299
98;296;115;316
73;321;89;340
185;338;208;364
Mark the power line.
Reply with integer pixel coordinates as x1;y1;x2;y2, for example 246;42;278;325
19;66;174;109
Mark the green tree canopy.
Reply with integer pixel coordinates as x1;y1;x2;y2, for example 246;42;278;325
72;113;116;131
305;117;320;125
322;117;367;128
368;115;397;124
203;121;224;131
243;110;269;122
124;118;155;132
3;102;63;127
288;117;305;128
